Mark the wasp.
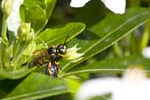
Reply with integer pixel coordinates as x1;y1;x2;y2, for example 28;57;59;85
30;37;68;77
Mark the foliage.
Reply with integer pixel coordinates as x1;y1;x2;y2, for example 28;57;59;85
0;0;150;100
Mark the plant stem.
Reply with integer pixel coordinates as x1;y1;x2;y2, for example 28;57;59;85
113;42;123;57
1;15;9;45
0;43;3;70
11;40;29;70
1;15;9;69
140;21;150;51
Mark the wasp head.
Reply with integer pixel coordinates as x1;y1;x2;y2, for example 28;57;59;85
56;44;67;55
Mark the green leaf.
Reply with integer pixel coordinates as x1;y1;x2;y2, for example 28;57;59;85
86;8;150;60
61;56;150;77
23;0;46;9
62;8;150;72
0;67;36;80
0;43;3;69
45;0;56;19
20;0;56;33
23;0;56;18
20;5;47;33
4;73;72;100
35;22;86;46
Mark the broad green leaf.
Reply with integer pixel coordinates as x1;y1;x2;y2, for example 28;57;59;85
4;73;72;100
23;0;56;18
20;5;47;33
45;0;56;18
20;0;56;33
0;67;36;80
35;22;86;46
61;56;150;77
23;0;46;9
86;8;150;61
62;8;150;72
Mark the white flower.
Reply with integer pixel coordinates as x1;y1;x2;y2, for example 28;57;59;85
142;46;150;58
7;0;23;34
70;0;126;14
75;66;150;100
64;44;84;62
70;0;90;7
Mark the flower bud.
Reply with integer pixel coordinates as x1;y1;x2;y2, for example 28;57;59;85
17;23;34;41
26;29;35;41
18;23;30;37
1;0;13;17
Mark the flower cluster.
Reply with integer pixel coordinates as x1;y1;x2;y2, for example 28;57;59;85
64;44;84;62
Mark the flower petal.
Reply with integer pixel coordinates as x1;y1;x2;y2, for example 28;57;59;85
113;67;150;100
101;0;126;14
64;44;84;62
7;0;23;34
70;0;91;7
142;46;150;58
75;78;120;100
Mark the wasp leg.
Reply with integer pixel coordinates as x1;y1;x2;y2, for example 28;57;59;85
45;62;52;75
51;67;58;78
45;62;58;78
50;63;58;78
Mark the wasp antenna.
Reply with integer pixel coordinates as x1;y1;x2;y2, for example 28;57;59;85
63;35;69;45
